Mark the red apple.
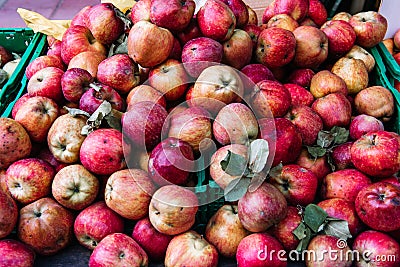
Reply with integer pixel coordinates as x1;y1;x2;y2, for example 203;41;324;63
240;64;275;94
150;0;195;31
331;11;352;22
6;158;55;204
238;182;287;232
18;197;74;255
349;11;388;48
352;230;400;267
221;0;249;28
122;101;169;151
351;131;400;178
27;66;65;102
197;0;237;42
349;114;384;140
70;5;91;27
0;239;35;267
149;185;198;235
11;94;31;119
67;51;106;78
132;217;173;261
181;37;223;78
60;25;106;65
79;83;125;114
267;13;299;31
331;57;369;95
309;70;348;99
286;68;315;88
308;0;327;27
271;206;302;251
354;86;394;122
176;18;203;45
89;233;148;266
312;92;352;129
273;0;309;22
46;39;62;58
236;233;287;267
127;84;166;109
168;37;182;61
148;137;194;186
247;5;258;25
321;20;356;59
0;188;18;239
74;201;124;250
105;169;155;220
292;25;328;68
127;20;174;68
345;45;375;73
284;83;314;106
25;55;65;80
296;148;331;183
222;29;253;69
321;168;371;202
61;68;94;103
0;45;13;67
130;0;151;24
331;142;354;170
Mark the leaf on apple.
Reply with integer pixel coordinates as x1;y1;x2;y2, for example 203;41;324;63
105;109;123;132
248;139;269;173
303;204;328;233
224;177;251;202
307;146;327;159
108;33;128;57
268;162;283;178
331;126;349;145
317;130;335;148
293;223;314;252
64;106;90;118
81;101;112;135
323;217;352;240
220;150;248;177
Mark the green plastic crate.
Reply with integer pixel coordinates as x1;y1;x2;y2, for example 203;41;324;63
376;42;400;80
0;29;47;117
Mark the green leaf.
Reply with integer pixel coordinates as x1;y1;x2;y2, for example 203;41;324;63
294;227;314;252
248;139;270;173
108;33;129;57
105;109;123;132
268;162;283;177
303;204;328;233
317;130;335;148
293;222;308;240
220;150;248;177
331;126;349;145
306;146;327;159
326;152;336;172
323;218;352;241
64;106;90;118
224;177;251;202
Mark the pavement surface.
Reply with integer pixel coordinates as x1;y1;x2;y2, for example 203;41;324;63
0;0;100;28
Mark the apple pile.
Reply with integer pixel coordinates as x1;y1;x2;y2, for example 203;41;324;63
1;0;400;266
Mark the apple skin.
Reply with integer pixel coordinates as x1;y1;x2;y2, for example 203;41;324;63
0;45;13;67
331;57;369;95
243;24;262;51
308;0;328;27
240;64;275;94
132;217;173;261
309;70;348;98
61;68;94;103
312;92;352;129
332;11;352;22
25;55;65;80
292;25;328;69
79;83;125;114
150;0;195;32
351;131;400;178
272;0;309;22
37;145;69;172
47;114;87;164
11;94;31;119
60;25;106;65
345;45;375;73
249;80;291;118
127;20;174;68
27;66;65;103
355;182;400;232
260;117;302;166
286;68;315;89
130;0;151;24
284;83;314;107
349;114;384;140
70;5;91;27
222;29;253;70
105;169;155;220
271;206;302;251
270;164;318;206
321;20;356;59
213;103;258;145
0;188;18;239
148;137;194;186
86;3;124;45
51;164;99;210
74;201;124;250
354;86;394;122
210;144;248;189
318;198;364;236
80;129;127;176
236;233;287;267
321;168;371;203
246;4;258;25
14;96;59;143
18;197;74;256
266;13;299;32
89;233;148;267
181;37;223;78
205;205;250;258
169;37;182;61
353;230;400;267
176;18;203;46
148;58;189;101
149;185;198;235
197;0;237;42
296;148;331;184
305;235;353;267
0;239;35;267
383;38;394;55
284;105;323;145
6;158;55;205
122;101;169;151
127;84;166;109
256;27;296;68
349;11;388;48
220;0;249;28
331;142;354;170
67;51;106;78
238;182;287;232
